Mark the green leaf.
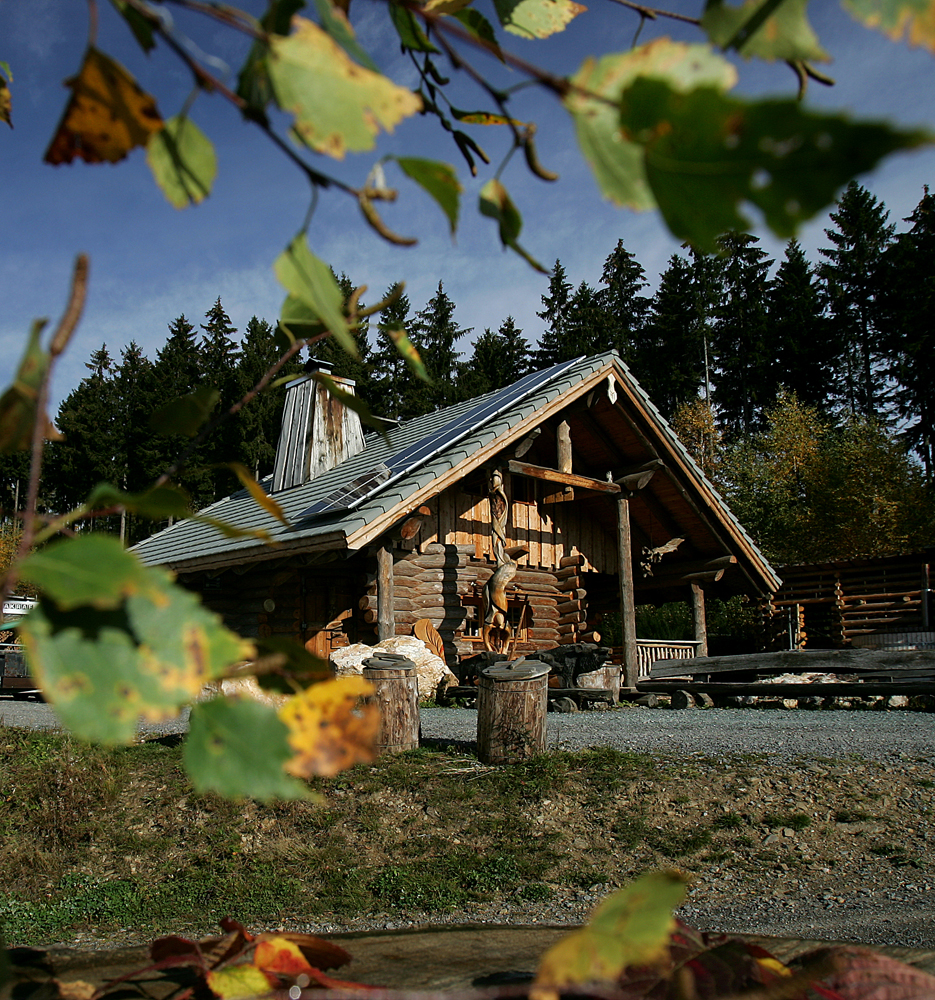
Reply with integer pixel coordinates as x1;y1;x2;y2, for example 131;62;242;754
109;0;157;52
492;0;585;38
533;870;688;996
564;40;737;212
17;535;149;610
479;178;546;272
150;385;220;437
85;483;193;520
236;1;307;120
311;372;389;433
312;0;382;69
701;0;829;62
394;157;461;234
147;115;217;208
18;560;253;745
185;698;306;800
843;0;935;52
224;461;291;524
267;15;421;158
451;9;503;59
0;320;54;453
274;236;355;356
388;2;439;53
619;77;933;252
386;326;431;383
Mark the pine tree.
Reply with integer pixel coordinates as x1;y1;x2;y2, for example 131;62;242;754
710;232;773;439
455;328;500;400
768;241;836;415
535;260;573;368
882;187;935;476
598;238;651;363
818;181;896;419
200;299;242;498
641;254;705;418
311;273;376;408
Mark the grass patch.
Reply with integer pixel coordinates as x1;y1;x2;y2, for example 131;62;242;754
763;812;811;831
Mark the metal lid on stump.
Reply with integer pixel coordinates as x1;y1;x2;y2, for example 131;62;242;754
363;653;417;672
481;659;550;681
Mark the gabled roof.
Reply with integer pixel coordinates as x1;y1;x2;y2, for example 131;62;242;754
133;352;780;595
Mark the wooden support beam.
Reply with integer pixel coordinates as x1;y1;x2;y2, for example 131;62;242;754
638;567;726;590
507;460;622;494
618;496;639;690
513;428;541;459
377;543;395;641
691;581;708;657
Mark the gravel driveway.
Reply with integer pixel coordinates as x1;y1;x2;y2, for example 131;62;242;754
4;699;934;950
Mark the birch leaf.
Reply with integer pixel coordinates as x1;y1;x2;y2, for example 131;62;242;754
843;0;935;51
147;115;217;208
268;16;421;158
492;0;586;38
702;0;829;62
395;156;461;234
44;47;162;164
279;675;379;777
564;40;736;211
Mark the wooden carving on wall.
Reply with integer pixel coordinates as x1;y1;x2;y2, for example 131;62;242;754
482;469;527;654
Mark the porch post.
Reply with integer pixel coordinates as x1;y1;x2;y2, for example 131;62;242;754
617;496;639;690
690;581;708;657
377;542;395;641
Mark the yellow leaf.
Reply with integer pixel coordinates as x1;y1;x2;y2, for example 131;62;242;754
279;675;379;778
225;462;290;525
207;964;272;1000
268;17;421;159
44;47;163;164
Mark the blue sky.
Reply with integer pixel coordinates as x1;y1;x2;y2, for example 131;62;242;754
2;1;934;414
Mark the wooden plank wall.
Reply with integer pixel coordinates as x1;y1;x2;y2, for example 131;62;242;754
763;554;932;648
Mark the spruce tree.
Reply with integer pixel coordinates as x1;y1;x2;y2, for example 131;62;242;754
200;299;242;498
535;260;573;368
371;282;413;420
598;238;651;364
411;281;469;413
563;281;612;360
455;328;500;400
641;254;705;418
882;187;935;476
710;232;773;439
818;182;896;419
496;316;531;385
769;241;836;415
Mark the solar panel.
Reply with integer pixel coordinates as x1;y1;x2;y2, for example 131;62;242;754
297;357;583;519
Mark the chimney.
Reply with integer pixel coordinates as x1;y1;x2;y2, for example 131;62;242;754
271;360;366;492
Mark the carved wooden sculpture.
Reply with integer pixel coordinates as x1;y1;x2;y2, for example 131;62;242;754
482;469;522;654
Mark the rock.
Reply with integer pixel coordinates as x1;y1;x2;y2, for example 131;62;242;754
330;637;458;701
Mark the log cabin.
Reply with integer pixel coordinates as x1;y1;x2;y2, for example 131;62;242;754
133;351;780;689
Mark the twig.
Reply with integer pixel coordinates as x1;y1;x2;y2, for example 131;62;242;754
3;255;89;603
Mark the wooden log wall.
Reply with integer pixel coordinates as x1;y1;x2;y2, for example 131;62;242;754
370;541;564;661
764;553;933;649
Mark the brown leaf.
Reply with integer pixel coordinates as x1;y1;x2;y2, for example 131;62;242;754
806;946;935;1000
255;932;351;971
44;47;162;164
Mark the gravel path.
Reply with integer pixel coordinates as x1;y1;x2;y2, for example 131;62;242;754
5;699;934;950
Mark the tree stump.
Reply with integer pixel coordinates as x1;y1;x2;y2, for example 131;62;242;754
362;654;420;754
476;660;548;764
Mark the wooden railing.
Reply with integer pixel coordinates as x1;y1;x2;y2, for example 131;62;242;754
636;640;702;678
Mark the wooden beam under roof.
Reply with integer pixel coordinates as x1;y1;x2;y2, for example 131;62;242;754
506;460;621;494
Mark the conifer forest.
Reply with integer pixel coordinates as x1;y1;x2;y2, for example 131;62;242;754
5;182;935;568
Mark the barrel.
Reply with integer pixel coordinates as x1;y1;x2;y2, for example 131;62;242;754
362;653;420;754
476;660;549;765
